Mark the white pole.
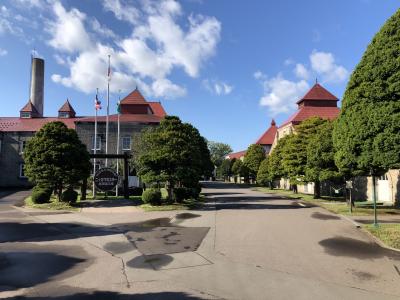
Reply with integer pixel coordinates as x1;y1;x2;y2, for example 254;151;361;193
116;96;120;197
105;55;111;167
93;91;98;198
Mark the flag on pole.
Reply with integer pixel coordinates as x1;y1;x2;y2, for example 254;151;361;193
117;101;121;114
95;94;102;110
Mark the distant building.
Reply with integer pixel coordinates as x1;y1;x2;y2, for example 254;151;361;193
0;58;166;187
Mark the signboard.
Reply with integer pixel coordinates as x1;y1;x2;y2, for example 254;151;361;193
94;167;119;191
346;181;353;189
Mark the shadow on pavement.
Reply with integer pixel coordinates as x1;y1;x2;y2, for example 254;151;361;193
4;291;206;300
78;198;140;208
0;245;88;292
319;236;400;260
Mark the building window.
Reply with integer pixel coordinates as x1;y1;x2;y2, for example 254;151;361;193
91;135;101;151
19;163;27;178
58;112;69;118
21;112;31;118
19;140;26;154
122;136;131;150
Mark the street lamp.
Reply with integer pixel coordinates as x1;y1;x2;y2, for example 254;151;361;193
371;168;378;227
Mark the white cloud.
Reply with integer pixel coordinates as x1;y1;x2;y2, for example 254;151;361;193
284;58;294;66
203;79;233;95
12;0;44;9
90;18;117;39
294;63;310;80
48;2;92;53
102;0;141;25
253;70;266;80
309;50;348;83
0;48;7;56
258;74;309;115
49;1;221;100
152;78;186;98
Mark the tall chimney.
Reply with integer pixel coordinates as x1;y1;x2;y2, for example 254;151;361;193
30;57;45;117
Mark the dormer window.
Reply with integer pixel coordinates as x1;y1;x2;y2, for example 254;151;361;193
59;112;70;118
20;112;31;118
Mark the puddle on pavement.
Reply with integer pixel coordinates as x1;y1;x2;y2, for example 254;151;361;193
136;218;172;227
103;241;135;254
175;213;201;220
318;236;395;259
126;254;173;269
311;212;340;220
350;269;377;280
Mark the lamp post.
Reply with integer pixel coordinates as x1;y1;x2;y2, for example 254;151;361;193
371;168;378;227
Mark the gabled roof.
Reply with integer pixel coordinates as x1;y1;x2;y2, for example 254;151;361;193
279;106;340;128
148;102;167;117
20;100;39;114
58;99;76;114
120;88;147;104
226;150;246;160
0;117;80;132
296;83;338;104
255;119;277;145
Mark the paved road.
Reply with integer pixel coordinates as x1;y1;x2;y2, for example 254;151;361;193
1;182;400;299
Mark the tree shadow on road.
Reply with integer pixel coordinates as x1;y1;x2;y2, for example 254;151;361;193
4;291;206;300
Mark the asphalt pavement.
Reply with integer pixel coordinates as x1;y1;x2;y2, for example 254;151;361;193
1;182;400;299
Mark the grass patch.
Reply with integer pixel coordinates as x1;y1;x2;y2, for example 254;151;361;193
363;224;400;249
254;187;399;216
140;197;205;212
24;196;79;211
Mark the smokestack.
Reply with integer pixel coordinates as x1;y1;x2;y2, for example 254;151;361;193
30;57;45;117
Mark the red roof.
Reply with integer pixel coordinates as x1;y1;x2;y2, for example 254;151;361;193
120;88;147;104
148;102;166;117
280;106;340;128
58;99;76;114
226;150;246;159
296;83;338;104
76;114;163;124
0;117;80;132
255;119;277;145
20;101;39;114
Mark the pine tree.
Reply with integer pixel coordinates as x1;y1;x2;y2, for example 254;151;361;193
333;9;400;175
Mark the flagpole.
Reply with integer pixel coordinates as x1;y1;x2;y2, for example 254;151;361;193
93;88;98;198
105;55;111;167
116;91;121;197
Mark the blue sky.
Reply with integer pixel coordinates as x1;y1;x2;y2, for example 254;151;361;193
0;1;398;151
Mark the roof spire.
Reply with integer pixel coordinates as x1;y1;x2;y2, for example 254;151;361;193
315;77;318;84
271;119;276;126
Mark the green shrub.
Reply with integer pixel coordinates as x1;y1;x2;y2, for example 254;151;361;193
61;188;78;203
173;187;188;203
142;189;162;205
31;185;52;204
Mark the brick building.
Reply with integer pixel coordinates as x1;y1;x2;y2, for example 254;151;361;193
0;88;166;187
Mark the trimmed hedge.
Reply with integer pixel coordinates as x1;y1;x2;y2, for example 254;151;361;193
173;184;202;203
61;188;78;203
31;185;52;204
142;188;162;205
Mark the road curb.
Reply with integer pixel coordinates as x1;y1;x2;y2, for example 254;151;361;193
339;215;361;228
359;225;400;253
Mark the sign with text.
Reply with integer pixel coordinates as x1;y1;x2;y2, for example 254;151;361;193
94;168;119;191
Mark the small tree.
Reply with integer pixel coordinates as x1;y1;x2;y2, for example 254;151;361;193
231;159;249;183
268;135;290;182
306;121;341;198
24;121;91;200
136;116;213;201
281;117;327;188
218;159;232;180
257;157;273;188
243;144;265;180
207;141;233;168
